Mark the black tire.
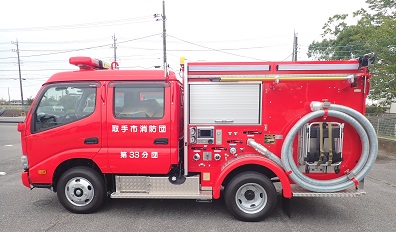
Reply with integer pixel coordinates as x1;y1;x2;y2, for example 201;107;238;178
224;171;277;222
57;166;105;214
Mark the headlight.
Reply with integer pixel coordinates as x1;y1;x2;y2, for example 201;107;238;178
21;155;29;170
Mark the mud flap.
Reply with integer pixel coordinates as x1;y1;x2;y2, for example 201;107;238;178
282;194;291;218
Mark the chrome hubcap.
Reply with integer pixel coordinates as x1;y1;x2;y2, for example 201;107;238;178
235;183;267;214
65;177;94;207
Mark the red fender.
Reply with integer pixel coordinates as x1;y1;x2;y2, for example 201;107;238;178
213;156;292;199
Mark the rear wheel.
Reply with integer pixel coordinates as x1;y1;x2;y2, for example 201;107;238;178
224;171;277;221
57;166;105;214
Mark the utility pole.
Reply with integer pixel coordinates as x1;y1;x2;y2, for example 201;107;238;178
12;39;24;107
111;33;117;63
162;0;167;78
154;0;167;78
292;31;298;61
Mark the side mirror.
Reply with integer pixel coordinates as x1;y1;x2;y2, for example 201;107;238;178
17;122;26;132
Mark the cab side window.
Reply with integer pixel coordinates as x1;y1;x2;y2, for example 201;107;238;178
33;84;97;133
114;86;164;119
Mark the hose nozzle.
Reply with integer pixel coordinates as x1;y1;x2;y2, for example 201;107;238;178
310;101;331;111
310;101;324;111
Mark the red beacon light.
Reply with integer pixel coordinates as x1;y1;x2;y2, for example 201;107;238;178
69;56;111;70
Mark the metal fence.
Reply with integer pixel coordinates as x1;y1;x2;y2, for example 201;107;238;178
366;114;396;140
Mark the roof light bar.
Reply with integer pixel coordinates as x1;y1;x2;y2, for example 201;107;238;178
69;57;110;70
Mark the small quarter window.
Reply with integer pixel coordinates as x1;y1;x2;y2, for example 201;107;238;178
114;86;164;119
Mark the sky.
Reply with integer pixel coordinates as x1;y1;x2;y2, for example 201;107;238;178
0;0;367;101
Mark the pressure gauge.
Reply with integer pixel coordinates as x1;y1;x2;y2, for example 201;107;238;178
190;136;196;144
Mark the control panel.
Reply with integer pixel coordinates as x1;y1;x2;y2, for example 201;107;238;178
188;126;265;171
190;126;216;144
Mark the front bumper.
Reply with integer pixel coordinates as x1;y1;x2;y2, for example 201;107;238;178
21;171;31;188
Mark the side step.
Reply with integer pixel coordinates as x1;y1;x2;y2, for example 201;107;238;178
291;185;366;197
111;191;212;199
110;175;212;200
283;184;366;218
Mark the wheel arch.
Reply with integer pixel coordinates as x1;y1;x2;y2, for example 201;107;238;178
213;156;292;199
52;158;103;192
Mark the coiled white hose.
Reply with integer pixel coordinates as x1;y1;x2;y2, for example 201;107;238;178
248;102;378;192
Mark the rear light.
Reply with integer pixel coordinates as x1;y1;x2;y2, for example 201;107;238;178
21;155;28;170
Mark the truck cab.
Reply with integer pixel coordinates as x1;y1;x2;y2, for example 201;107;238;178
19;57;184;208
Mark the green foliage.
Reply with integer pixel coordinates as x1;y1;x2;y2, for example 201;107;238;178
26;97;34;106
307;0;396;106
366;0;396;18
366;104;387;114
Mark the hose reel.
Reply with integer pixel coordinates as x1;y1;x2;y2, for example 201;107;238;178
248;101;378;192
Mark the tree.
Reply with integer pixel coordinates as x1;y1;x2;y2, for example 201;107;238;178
307;0;396;106
26;97;34;106
366;104;387;114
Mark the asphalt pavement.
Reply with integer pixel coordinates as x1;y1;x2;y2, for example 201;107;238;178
0;123;395;232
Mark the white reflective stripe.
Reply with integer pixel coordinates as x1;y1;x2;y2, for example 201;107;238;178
278;64;359;71
219;76;350;82
188;65;270;72
188;74;352;79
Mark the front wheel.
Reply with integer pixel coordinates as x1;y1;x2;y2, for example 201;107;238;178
224;171;277;221
57;166;105;214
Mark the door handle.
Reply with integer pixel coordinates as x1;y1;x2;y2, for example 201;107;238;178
154;138;168;145
84;137;99;144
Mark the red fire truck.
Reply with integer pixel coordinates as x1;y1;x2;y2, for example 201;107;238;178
18;55;377;221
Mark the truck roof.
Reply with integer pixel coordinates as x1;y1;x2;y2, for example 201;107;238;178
45;69;180;84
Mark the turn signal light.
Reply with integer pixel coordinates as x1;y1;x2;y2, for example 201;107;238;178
38;170;47;175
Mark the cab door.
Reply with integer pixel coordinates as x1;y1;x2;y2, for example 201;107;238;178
25;82;102;184
106;82;171;174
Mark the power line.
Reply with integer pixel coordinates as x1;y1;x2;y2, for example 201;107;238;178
20;84;43;87
0;77;47;80
0;16;154;32
167;35;266;61
0;59;81;64
0;86;20;89
118;34;294;43
0;33;162;60
283;53;294;61
0;44;111;60
117;44;290;51
16;38;110;45
117;33;162;45
0;69;76;72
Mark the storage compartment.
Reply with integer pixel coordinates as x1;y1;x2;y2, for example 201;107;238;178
189;83;261;124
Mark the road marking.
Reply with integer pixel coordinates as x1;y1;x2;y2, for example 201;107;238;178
0;172;6;176
4;145;13;147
